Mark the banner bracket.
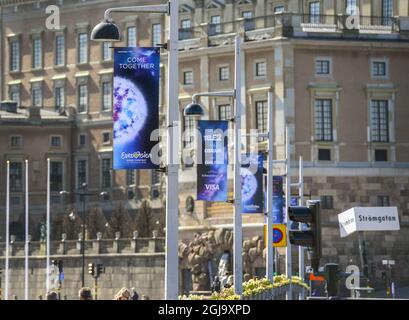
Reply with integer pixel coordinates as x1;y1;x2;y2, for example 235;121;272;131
155;167;167;173
226;199;235;204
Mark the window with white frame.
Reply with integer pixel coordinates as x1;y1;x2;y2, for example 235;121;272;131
256;100;268;141
274;5;285;13
55;86;65;110
183;70;193;86
127;26;137;47
9;85;20;106
309;1;321;23
77;159;87;188
78;84;88;113
218;104;231;120
314;99;333;141
50;161;63;192
55;34;65;66
371;60;388;78
370;100;389;142
32;84;43;107
255;61;267;78
32;37;42;69
102;80;112;111
382;0;393;25
315;58;331;75
183;115;195;147
219;66;229;81
152;23;162;46
181;18;191;29
77;33;88;64
210;15;221;34
10;39;20;72
101;158;111;188
102;42;112;61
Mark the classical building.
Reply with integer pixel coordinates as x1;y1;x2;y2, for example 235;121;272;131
1;0;409;292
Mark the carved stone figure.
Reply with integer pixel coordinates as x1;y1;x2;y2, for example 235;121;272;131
185;196;195;214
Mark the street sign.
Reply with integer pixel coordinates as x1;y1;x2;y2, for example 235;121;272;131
382;260;395;265
338;207;400;238
264;224;287;247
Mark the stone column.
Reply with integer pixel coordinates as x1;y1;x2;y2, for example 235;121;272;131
255;0;266;17
193;0;204;24
60;233;67;255
131;230;139;253
113;232;120;253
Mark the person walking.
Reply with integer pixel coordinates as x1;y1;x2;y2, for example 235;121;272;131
130;287;139;300
79;287;93;300
46;291;59;300
211;276;221;293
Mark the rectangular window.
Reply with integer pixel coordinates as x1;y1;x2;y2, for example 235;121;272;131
10;40;20;71
242;11;254;30
50;161;63;192
372;61;387;77
51;136;62;147
127;170;136;186
103;132;110;144
152;23;162;46
309;1;320;23
55;86;65;110
318;149;331;161
256;100;268;142
78;84;88;113
181;19;191;29
55;34;65;66
219;104;231;121
78;33;88;64
219;66;229;81
375;149;388;162
183;116;195;147
102;158;111;188
183;71;193;86
346;0;358;15
320;195;334;209
32;37;42;69
32;86;42;107
371;100;389;142
102;81;112;111
382;0;393;25
377;195;390;207
102;42;112;61
10;162;23;192
315;99;333;141
274;6;285;13
316;59;330;75
9;85;20;106
210;15;221;35
255;61;267;78
127;27;137;47
77;159;87;188
10;135;22;147
151;170;160;198
79;134;86;146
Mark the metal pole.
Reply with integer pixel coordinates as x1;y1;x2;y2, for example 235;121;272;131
46;158;50;293
233;35;243;296
298;156;304;299
24;159;29;300
5;161;10;300
266;89;274;283
165;0;180;300
285;125;293;299
82;193;86;287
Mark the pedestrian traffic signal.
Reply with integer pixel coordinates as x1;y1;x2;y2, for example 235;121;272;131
288;200;322;272
88;263;95;276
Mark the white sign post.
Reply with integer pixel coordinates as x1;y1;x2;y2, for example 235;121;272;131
338;207;400;238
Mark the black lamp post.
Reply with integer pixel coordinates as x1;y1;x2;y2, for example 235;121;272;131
60;183;108;287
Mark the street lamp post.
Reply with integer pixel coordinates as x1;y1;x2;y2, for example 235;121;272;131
60;184;107;287
91;0;180;300
184;36;243;296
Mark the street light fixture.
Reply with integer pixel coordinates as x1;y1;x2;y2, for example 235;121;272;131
59;185;108;287
183;36;243;296
91;0;180;300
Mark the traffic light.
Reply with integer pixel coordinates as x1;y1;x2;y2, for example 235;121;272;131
88;263;95;276
288;200;322;272
96;264;105;278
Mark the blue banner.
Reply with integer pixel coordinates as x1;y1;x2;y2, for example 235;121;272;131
273;176;284;223
241;153;264;214
197;120;228;202
113;47;160;169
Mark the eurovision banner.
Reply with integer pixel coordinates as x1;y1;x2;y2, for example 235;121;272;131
263;175;284;223
241;153;264;214
113;47;160;170
197;120;228;202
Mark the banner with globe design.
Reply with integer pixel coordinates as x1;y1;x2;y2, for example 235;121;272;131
263;175;285;223
197;120;229;202
241;153;264;214
113;47;160;170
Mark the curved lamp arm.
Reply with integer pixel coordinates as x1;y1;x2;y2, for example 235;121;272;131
104;4;169;21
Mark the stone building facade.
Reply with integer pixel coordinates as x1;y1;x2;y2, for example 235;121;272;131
0;0;408;293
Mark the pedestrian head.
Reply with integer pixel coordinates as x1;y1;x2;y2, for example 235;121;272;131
113;287;131;300
46;291;59;300
79;287;93;300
